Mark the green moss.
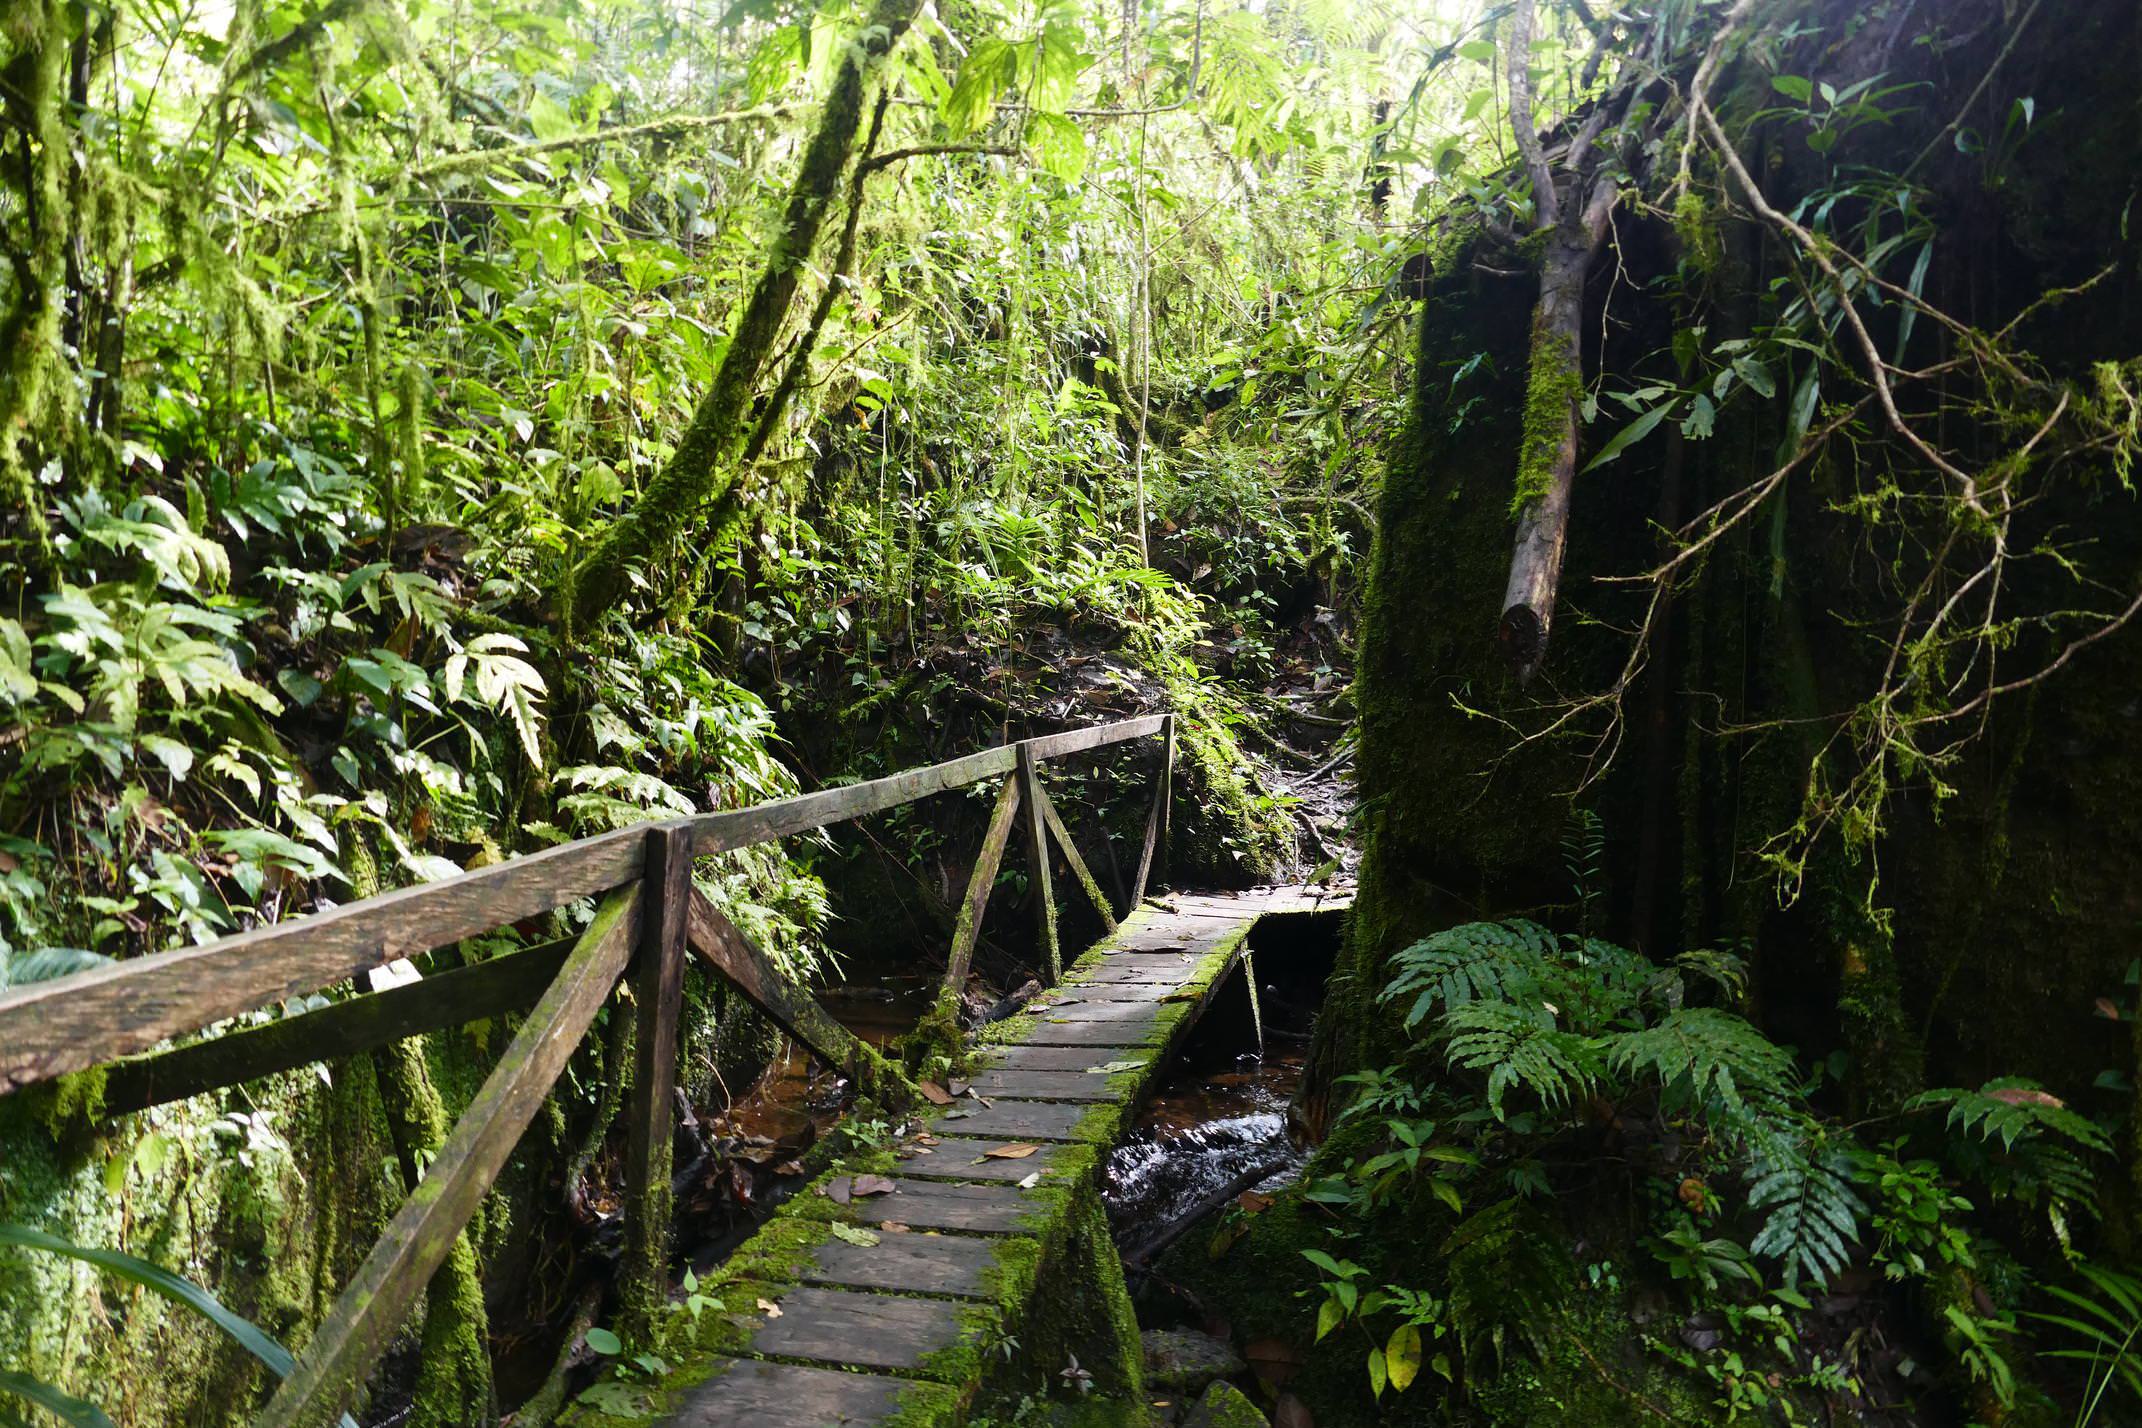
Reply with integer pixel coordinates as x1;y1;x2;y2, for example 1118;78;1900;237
1511;310;1582;518
1189;1381;1268;1428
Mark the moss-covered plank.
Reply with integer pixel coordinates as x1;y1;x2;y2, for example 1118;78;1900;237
665;1359;931;1426
798;1230;1004;1298
960;1068;1120;1102
930;1101;1099;1142
846;1178;1037;1233
895;1137;1076;1182
747;1285;981;1374
971;1044;1139;1073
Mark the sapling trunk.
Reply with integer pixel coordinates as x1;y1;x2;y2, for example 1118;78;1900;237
563;0;923;632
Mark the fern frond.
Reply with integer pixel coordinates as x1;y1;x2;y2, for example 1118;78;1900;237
1746;1136;1865;1287
1607;1007;1795;1112
1383;920;1558;1029
1909;1078;2112;1155
1443;1001;1602;1119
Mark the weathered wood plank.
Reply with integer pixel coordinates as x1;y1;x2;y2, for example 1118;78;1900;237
254;887;640;1428
668;1358;919;1427
0;828;646;1095
745;1286;979;1375
893;1137;1074;1182
1020;1015;1162;1047
941;776;1021;1003
1025;714;1167;761
845;1178;1036;1234
1034;781;1117;935
930;1100;1099;1143
972;1044;1141;1074
677;715;1165;860
960;1068;1118;1103
98;937;575;1116
622;827;693;1332
800;1231;1002;1299
1017;743;1059;982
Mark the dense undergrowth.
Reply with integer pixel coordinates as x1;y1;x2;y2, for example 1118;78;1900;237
0;0;1414;1419
6;0;2142;1422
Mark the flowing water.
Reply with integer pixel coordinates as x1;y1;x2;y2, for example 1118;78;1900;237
1103;913;1338;1260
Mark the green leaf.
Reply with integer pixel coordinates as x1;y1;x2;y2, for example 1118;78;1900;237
1367;1344;1388;1398
1772;74;1813;103
1580;399;1678;473
828;1222;881;1247
0;1371;115;1428
586;1327;624;1355
1316;1296;1343;1341
0;1224;307;1382
1027;112;1087;182
1456;39;1496;63
1386;1324;1422;1392
943;38;1017;137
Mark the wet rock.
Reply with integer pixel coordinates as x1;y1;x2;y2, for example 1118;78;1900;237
1184;1380;1268;1428
1142;1328;1246;1393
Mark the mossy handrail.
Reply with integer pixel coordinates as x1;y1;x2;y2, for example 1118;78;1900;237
0;712;1174;1428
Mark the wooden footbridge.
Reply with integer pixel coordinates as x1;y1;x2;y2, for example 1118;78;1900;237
0;715;1345;1428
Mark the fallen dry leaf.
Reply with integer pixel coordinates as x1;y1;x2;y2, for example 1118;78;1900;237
1016;1171;1042;1189
1237;1189;1274;1214
775;1160;804;1176
983;1143;1041;1160
821;1176;852;1204
879;1221;911;1233
756;1298;783;1319
918;1081;955;1106
851;1173;897;1197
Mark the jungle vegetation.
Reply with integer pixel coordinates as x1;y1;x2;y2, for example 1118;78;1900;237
2;0;2141;1423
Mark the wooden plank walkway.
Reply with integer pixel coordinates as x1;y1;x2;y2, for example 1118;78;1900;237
564;887;1346;1428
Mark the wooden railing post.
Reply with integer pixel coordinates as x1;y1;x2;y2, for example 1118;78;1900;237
1131;714;1176;907
1016;741;1060;982
620;823;691;1336
942;776;1023;1005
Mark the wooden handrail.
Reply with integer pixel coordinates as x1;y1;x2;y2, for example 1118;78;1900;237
0;714;1169;1094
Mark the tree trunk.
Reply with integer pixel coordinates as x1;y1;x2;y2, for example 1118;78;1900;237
563;0;921;632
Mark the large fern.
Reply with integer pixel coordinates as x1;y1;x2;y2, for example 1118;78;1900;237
1909;1078;2111;1154
1607;1007;1796;1115
1383;920;1561;1030
1442;1001;1603;1119
1743;1124;1866;1287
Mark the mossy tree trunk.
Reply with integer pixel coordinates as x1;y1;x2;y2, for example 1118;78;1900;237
562;0;922;632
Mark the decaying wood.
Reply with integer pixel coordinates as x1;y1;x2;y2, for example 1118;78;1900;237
621;825;693;1333
0;828;644;1094
100;938;575;1116
1017;743;1060;982
1033;781;1118;934
253;887;640;1428
942;777;1023;1002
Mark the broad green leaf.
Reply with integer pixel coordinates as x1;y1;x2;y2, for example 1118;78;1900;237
1772;74;1813;103
0;1224;301;1381
1386;1324;1423;1392
0;1371;115;1428
586;1327;624;1355
1581;399;1679;473
1027;112;1087;182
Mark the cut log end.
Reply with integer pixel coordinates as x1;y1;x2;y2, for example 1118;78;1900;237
1498;601;1547;683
